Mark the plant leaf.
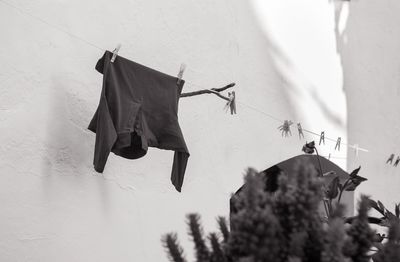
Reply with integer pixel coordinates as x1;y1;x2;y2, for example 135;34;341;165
385;210;397;222
344;175;368;191
302;141;315;154
349;166;361;178
326;176;340;199
395;203;400;218
369;199;385;216
379;217;391;227
344;216;383;224
368;199;379;211
377;200;386;213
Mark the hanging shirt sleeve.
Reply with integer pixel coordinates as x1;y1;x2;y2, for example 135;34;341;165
91;94;118;173
171;151;189;192
89;52;117;172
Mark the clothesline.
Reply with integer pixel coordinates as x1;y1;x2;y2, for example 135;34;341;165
0;0;105;52
181;83;359;160
235;101;354;160
0;0;370;160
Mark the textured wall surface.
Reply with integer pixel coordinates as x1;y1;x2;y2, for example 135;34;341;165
337;1;400;211
0;1;348;261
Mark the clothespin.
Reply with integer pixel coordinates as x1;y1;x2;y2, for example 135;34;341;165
177;63;186;84
228;91;236;114
328;153;331;160
278;120;293;137
224;91;236;115
387;154;395;164
319;131;325;145
394;156;400;167
297;123;304;139
353;144;360;157
335;137;341;151
111;44;121;63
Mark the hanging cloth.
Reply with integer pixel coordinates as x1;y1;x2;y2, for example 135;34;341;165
88;51;190;192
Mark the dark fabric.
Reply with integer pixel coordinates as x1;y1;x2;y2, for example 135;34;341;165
229;154;350;219
88;51;189;192
229;165;283;216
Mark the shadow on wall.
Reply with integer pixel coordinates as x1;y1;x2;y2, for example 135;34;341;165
226;0;298;121
335;0;400;202
40;75;93;178
245;1;346;131
212;1;296;124
14;2;362;261
40;74;115;212
37;0;351;212
39;0;303;192
38;1;347;188
241;0;352;212
45;73;125;215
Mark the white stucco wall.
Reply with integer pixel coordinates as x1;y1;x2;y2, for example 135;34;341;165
0;1;348;261
337;0;400;213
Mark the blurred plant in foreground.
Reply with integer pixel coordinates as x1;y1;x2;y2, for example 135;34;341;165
162;163;400;262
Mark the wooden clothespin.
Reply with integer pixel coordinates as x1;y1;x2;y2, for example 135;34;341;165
297;123;304;139
226;91;236;114
319;131;325;145
335;137;341;151
328;153;331;160
278;120;293;137
111;44;121;63
177;63;186;84
387;154;395;164
394;156;400;167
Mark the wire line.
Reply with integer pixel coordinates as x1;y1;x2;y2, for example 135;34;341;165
0;0;369;156
0;0;104;52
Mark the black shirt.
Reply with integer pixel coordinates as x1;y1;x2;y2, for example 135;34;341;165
88;51;189;192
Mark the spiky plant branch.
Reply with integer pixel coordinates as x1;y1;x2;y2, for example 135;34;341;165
187;214;211;262
208;233;227;262
343;195;376;262
162;164;399;262
217;217;229;243
162;233;187;262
